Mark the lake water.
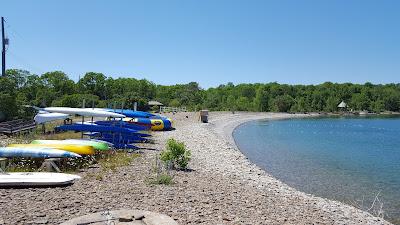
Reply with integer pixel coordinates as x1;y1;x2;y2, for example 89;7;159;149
233;116;400;223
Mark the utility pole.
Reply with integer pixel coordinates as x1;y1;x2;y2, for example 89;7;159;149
1;17;6;76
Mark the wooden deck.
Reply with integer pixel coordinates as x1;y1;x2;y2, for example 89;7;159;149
0;119;37;135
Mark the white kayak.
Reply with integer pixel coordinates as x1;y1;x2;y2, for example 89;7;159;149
0;172;81;187
34;112;71;124
41;107;125;118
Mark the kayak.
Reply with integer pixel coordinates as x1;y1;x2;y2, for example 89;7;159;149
55;124;139;134
8;144;95;155
34;112;70;124
0;147;81;158
129;117;173;131
31;140;110;151
97;109;160;118
94;120;150;131
0;172;81;187
40;107;125;118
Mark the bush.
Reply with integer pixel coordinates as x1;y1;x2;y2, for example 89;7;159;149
160;138;191;170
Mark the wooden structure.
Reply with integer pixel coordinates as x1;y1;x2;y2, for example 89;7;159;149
149;100;164;112
160;106;187;113
0;158;6;172
0;119;36;135
0;158;61;173
39;158;61;172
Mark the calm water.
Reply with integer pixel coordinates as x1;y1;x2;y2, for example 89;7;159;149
233;116;400;223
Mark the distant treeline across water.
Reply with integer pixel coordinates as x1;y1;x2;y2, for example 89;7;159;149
1;69;400;120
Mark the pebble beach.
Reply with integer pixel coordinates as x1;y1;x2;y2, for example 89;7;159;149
0;112;392;224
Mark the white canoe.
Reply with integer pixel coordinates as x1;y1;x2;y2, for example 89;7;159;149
42;107;125;118
0;172;81;187
34;112;71;124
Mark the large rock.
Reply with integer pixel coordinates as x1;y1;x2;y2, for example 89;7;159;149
60;209;178;225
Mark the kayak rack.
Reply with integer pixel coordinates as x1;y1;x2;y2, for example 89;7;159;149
0;158;61;173
0;158;6;172
39;158;61;173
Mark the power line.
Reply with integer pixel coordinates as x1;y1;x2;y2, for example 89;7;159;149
8;50;45;75
3;19;24;40
2;18;44;75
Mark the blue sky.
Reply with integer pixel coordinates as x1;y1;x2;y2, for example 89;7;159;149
1;0;399;88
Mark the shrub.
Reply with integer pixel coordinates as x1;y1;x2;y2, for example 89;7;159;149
160;138;191;170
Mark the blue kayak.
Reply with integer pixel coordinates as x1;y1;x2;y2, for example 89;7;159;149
87;131;151;138
100;135;149;143
0;147;81;158
94;120;150;131
103;109;161;119
56;124;139;134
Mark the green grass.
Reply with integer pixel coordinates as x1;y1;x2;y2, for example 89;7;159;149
147;173;174;185
98;151;140;172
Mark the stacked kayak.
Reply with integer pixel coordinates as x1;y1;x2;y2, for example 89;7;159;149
97;109;160;119
37;107;125;118
123;117;172;131
31;139;111;151
8;144;95;155
54;120;152;149
95;109;173;131
0;147;81;158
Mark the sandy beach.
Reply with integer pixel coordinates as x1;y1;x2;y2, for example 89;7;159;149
0;112;392;224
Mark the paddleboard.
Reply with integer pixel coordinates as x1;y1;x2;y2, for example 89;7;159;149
8;144;95;155
0;172;81;187
0;147;81;158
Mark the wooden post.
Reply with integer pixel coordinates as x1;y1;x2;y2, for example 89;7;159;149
0;158;7;172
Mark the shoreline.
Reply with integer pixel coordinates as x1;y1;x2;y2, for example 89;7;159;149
0;111;393;224
173;111;391;224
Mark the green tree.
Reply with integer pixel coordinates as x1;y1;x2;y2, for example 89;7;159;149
273;94;294;112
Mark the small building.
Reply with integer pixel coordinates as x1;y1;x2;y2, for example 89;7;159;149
148;101;164;112
338;101;347;111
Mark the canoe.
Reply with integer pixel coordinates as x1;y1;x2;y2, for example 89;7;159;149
8;144;95;155
0;147;81;158
0;172;81;187
31;140;110;151
41;107;125;118
34;112;70;124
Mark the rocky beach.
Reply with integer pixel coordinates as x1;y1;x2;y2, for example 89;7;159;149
0;112;392;224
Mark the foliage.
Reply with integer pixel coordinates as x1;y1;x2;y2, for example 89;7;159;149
2;68;400;122
147;173;173;185
160;138;191;170
98;152;140;172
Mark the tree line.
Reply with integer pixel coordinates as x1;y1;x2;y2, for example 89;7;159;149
1;69;400;121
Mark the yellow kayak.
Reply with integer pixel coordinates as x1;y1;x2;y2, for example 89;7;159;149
8;144;95;155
